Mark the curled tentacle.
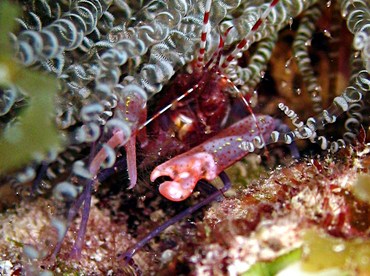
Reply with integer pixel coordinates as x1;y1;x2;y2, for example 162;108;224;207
293;4;323;113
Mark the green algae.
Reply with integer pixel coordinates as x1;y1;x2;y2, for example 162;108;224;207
242;248;302;276
225;157;268;189
302;230;370;274
241;229;370;276
0;1;61;173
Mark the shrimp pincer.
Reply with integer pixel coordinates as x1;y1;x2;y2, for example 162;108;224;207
151;115;275;201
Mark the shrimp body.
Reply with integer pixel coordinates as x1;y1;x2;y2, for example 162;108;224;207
151;115;275;201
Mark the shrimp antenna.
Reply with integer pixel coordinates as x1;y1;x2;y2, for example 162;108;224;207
205;26;233;71
139;0;218;130
215;0;281;153
196;0;212;68
221;0;280;69
138;30;228;131
138;83;201;130
138;9;228;131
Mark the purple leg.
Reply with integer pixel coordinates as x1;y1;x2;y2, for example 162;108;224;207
51;183;87;260
69;180;92;259
69;157;130;258
51;157;128;260
121;171;231;261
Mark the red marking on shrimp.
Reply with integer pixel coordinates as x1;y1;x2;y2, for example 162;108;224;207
252;19;263;31
271;0;280;7
151;115;275;201
203;12;210;24
201;32;207;42
221;0;281;68
196;0;212;68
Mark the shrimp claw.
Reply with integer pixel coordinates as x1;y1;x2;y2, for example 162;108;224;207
151;152;217;201
151;115;276;201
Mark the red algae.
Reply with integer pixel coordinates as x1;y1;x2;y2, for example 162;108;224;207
156;145;370;275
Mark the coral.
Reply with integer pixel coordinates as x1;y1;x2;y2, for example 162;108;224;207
0;0;369;274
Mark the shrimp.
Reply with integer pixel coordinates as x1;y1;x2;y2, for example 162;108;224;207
147;0;281;201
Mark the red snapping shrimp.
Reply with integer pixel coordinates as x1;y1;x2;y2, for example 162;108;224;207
89;0;281;201
147;0;281;201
